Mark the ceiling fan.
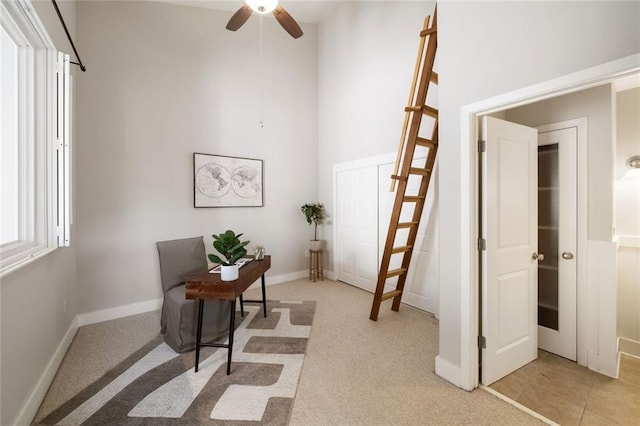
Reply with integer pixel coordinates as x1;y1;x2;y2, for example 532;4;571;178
226;0;303;39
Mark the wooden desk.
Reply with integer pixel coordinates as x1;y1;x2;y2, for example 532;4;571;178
185;255;270;374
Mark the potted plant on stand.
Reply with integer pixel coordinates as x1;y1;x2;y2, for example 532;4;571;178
208;230;250;281
301;203;326;251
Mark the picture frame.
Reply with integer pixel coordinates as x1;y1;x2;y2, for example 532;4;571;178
193;153;263;208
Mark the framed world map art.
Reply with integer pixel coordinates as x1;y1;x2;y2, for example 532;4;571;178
193;153;263;207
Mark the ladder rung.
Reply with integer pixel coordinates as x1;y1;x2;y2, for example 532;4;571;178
397;221;419;229
391;245;413;254
391;175;407;182
422;105;438;118
416;137;436;148
430;71;438;85
381;290;403;301
386;268;407;279
404;196;425;203
404;105;438;118
409;167;432;176
420;27;437;37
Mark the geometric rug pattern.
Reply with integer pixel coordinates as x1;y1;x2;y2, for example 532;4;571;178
38;300;315;425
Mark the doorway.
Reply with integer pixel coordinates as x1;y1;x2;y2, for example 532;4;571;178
479;117;582;385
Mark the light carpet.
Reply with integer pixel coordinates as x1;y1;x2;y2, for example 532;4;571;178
37;300;315;425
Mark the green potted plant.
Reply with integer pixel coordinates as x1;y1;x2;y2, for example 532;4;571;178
301;203;326;250
208;230;250;281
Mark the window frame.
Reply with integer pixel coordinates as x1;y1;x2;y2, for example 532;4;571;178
0;0;70;277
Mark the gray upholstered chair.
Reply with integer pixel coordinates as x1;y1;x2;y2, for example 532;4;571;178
156;236;230;353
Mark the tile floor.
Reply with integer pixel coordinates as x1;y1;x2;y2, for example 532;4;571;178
489;351;640;425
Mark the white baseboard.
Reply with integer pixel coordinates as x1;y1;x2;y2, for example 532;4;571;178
619;337;640;358
435;355;461;387
13;317;79;426
267;270;308;285
79;271;316;325
245;270;309;290
77;297;163;327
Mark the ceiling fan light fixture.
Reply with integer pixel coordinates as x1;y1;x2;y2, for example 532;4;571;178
246;0;278;14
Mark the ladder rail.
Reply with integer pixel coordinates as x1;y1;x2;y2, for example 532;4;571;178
392;124;438;312
370;7;438;321
389;16;431;193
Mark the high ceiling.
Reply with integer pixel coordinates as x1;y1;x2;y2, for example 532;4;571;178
157;0;341;24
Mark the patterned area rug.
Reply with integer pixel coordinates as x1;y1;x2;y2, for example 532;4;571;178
39;300;315;425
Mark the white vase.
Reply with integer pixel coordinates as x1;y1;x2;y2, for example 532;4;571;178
221;264;239;281
309;240;324;251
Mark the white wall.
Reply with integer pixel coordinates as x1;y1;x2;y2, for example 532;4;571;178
437;1;640;386
0;1;78;424
317;1;436;272
506;84;614;241
615;87;640;345
74;1;318;313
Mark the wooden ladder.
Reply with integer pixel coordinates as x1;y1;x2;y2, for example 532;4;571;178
370;9;438;321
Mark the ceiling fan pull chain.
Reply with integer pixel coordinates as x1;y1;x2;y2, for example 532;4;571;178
259;15;264;129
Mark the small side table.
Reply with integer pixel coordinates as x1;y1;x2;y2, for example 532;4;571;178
309;249;324;282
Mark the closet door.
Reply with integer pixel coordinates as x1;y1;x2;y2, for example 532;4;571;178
335;165;379;292
378;160;439;316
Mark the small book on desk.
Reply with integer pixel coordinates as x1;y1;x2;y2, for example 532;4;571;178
209;257;253;273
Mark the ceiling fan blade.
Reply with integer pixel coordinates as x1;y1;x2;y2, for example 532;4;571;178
226;5;253;31
272;5;303;39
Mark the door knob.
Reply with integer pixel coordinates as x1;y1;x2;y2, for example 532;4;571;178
562;252;574;260
532;253;545;261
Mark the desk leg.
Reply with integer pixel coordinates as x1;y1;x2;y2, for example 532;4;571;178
195;299;204;373
261;274;267;318
227;299;236;375
239;294;244;317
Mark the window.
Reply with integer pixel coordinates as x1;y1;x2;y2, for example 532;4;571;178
0;0;71;276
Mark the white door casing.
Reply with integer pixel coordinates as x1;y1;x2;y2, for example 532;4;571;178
457;56;636;392
481;116;539;385
537;127;578;361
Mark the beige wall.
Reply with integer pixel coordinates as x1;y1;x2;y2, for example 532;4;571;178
506;84;614;242
615;87;640;235
615;87;640;343
1;1;78;424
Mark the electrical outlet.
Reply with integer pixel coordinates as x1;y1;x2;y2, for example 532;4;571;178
304;250;309;258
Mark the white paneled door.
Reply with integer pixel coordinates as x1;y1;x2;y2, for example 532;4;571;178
336;165;379;292
335;156;439;316
481;116;539;386
537;127;577;361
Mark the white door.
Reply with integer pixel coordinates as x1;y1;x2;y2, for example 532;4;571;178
336;166;379;292
537;127;577;360
481;116;539;385
378;160;439;316
335;156;440;315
